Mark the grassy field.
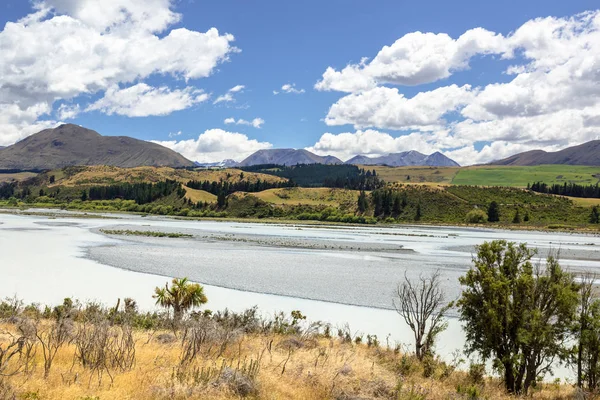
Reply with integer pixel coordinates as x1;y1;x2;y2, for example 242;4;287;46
250;187;360;207
50;166;285;187
0;171;38;182
451;165;600;187
0;314;575;400
371;164;600;188
368;165;458;185
183;185;217;203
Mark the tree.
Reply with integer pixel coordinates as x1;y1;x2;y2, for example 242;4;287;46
590;206;600;224
80;190;88;201
466;208;487;223
573;273;600;391
393;271;452;360
414;202;422;221
458;241;579;395
392;195;402;216
357;191;368;213
154;278;208;325
512;208;521;224
487;201;500;222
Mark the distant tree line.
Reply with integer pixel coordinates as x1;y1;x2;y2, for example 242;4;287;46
86;180;185;204
238;164;385;190
186;178;294;197
370;188;408;218
529;181;600;198
0;182;16;199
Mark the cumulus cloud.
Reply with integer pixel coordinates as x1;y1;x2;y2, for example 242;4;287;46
0;0;237;143
316;28;508;91
317;10;600;164
87;84;209;117
214;85;245;104
274;83;305;95
224;117;264;128
153;128;272;163
325;85;474;130
56;104;80;120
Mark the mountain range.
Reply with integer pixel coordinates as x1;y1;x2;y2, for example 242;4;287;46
345;151;459;167
237;149;343;167
490;141;600;166
0;124;194;170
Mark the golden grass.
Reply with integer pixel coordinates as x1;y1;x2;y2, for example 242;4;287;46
0;172;38;183
567;196;600;207
51;166;285;187
252;187;360;206
0;323;576;400
183;186;217;204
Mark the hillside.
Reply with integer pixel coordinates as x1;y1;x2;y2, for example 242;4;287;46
346;151;459;167
238;149;342;166
0;124;195;170
47;165;285;187
491;140;600;166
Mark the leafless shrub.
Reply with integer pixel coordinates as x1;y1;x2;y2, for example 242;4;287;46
392;270;452;361
35;317;74;379
179;318;242;365
73;319;136;386
155;333;177;344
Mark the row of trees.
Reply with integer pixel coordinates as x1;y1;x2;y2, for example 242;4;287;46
86;180;185;204
185;178;294;196
395;240;600;395
529;181;600;198
240;164;385;190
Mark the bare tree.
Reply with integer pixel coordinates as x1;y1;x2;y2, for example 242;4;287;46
393;270;452;360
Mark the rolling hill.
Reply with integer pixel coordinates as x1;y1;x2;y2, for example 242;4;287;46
345;151;460;167
238;149;342;166
0;124;195;170
491;140;600;166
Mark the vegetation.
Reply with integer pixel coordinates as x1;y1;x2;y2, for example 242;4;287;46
240;164;385;189
100;229;193;238
392;271;451;361
154;278;207;325
451;165;600;187
4;240;600;398
529;181;600;198
458;241;579;395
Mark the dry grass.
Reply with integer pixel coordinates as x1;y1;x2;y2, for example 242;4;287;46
252;187;360;206
183;186;217;204
0;172;38;183
51;166;285;187
0;321;578;400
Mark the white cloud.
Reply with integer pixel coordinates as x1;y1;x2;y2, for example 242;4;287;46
168;130;182;138
56;103;80;120
153;128;272;163
325;85;474;130
275;83;305;95
87;84;209;117
306;129;441;162
214;85;245;104
316;10;600;165
224;117;264;128
229;85;245;93
316;28;508;91
0;0;237;144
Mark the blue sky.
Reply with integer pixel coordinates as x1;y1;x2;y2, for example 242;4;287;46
1;0;599;164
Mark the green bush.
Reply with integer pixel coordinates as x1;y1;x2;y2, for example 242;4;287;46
465;209;487;223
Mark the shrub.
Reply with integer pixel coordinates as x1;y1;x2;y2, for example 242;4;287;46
465;209;487;223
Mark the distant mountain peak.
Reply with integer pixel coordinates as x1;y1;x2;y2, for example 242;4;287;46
0;125;194;170
345;151;459;167
238;149;342;167
490;140;600;166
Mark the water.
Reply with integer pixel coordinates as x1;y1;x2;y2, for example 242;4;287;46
1;210;599;375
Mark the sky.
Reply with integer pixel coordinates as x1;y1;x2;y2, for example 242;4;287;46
1;0;599;165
